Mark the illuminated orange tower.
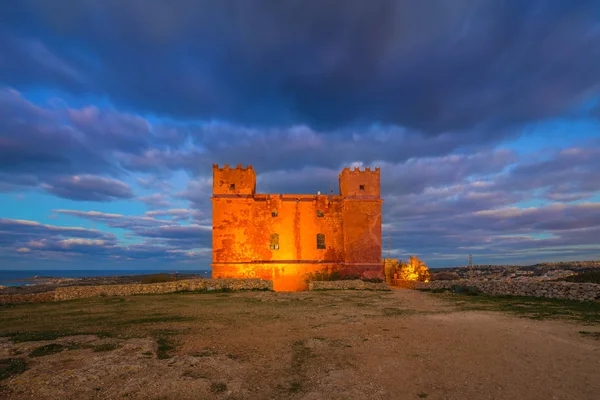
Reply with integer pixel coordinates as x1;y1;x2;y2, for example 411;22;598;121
211;164;383;291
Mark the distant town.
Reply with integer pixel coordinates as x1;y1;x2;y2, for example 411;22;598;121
436;260;600;281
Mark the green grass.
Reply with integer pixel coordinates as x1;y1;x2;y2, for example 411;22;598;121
0;358;28;380
562;270;600;284
210;381;228;393
156;337;176;359
426;291;600;324
120;315;195;325
93;343;120;352
579;331;600;339
29;343;65;358
1;330;113;343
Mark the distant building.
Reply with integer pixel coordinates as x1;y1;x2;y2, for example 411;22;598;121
211;164;384;291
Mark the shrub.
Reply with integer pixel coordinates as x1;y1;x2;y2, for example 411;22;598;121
450;285;479;296
141;273;175;284
29;344;65;358
431;272;461;281
563;271;600;284
0;358;28;380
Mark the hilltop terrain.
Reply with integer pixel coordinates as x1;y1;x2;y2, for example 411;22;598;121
1;289;599;399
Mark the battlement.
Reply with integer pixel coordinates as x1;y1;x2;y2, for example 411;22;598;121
340;166;381;174
213;164;254;171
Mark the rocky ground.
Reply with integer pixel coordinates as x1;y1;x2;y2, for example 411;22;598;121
1;289;599;399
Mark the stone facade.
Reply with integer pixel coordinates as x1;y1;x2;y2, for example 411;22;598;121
308;280;390;291
0;278;273;304
211;164;384;292
414;280;600;302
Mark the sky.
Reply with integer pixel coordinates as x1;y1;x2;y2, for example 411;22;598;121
1;0;600;271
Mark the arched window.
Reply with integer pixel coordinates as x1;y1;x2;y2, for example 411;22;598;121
316;233;326;249
270;233;279;250
272;210;278;217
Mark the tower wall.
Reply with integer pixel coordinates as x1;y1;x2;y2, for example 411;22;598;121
212;164;256;195
339;167;383;278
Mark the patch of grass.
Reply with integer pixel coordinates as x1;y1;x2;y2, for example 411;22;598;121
121;315;194;325
156;337;176;359
579;331;600;339
182;369;207;379
141;273;176;284
4;331;113;343
430;292;600;324
0;358;28;380
291;340;312;373
29;343;65;358
289;380;303;393
93;343;119;352
382;307;412;317
210;381;228;393
562;270;600;284
417;288;449;293
417;392;429;398
192;347;217;357
141;351;153;357
226;353;240;360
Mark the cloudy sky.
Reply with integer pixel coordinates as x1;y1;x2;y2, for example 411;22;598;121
1;1;600;271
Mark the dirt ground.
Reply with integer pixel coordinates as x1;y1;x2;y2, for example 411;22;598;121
1;289;599;400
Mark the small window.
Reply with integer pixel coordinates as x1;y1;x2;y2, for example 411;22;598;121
230;183;236;190
270;233;279;250
359;185;365;191
272;210;278;217
316;233;326;249
317;210;324;217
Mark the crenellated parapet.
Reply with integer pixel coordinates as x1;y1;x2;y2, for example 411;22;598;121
213;164;254;171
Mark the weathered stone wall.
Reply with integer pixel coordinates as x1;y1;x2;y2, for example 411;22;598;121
414;280;600;302
0;278;273;304
55;278;272;301
308;280;390;291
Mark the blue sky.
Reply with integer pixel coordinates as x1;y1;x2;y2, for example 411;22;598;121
1;1;600;270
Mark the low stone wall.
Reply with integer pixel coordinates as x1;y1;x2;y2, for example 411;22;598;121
308;280;390;291
0;278;273;304
55;278;273;301
414;280;600;302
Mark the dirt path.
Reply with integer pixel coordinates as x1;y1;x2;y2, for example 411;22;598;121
1;289;599;400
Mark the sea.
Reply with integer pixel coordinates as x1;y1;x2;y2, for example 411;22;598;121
0;270;212;287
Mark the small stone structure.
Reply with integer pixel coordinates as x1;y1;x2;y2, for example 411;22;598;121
0;278;273;304
308;280;390;291
414;280;600;302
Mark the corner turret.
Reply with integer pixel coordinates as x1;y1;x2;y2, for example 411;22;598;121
212;164;256;195
338;166;380;198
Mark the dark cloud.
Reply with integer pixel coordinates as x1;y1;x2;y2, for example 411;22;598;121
2;1;600;132
0;216;211;264
41;175;134;201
